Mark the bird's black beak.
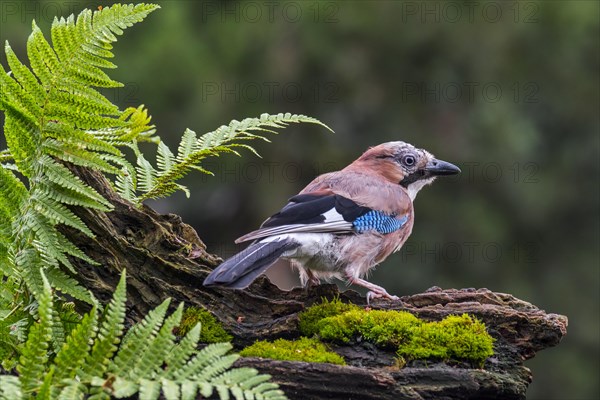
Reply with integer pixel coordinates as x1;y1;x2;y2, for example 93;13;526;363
425;159;461;176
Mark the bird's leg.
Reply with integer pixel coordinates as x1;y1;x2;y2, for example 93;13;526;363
294;261;321;288
346;276;399;304
305;269;321;288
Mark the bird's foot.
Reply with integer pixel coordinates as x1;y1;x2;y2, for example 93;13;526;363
346;276;399;305
366;290;399;305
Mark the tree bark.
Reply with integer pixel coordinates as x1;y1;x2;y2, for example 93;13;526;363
63;166;568;400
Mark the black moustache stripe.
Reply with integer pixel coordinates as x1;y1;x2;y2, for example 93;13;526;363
400;170;426;187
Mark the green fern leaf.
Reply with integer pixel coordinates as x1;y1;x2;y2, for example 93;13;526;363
107;376;139;398
44;123;121;156
4;43;45;112
51;306;67;353
176;129;197;162
164;323;202;376
46;267;94;304
194;353;240;383
110;299;171;377
172;342;234;381
38;181;111;212
161;379;180;400
129;303;183;380
138;378;161;400
38;155;113;210
42;139;121;176
0;167;27;222
58;302;83;336
0;376;22;400
31;193;95;238
55;231;99;267
14;249;45;296
52;305;97;392
82;270;126;378
157;141;176;174
135;153;157;194
180;381;199;400
137;113;331;202
1;3;159;303
38;366;56;400
57;379;87;400
17;271;53;393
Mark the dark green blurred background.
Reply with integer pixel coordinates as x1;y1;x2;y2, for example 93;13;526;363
1;1;598;398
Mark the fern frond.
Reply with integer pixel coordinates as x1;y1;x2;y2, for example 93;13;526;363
82;270;126;378
172;342;234;381
44;123;121;156
1;2;159;303
55;231;99;267
53;304;97;379
96;105;157;145
17;272;53;393
176;129;197;162
164;323;202;375
38;156;113;210
57;379;87;400
37;181;111;212
194;353;240;383
45;267;94;304
135;153;158;194
31;193;95;238
110;299;170;377
0;376;22;400
138;378;161;400
4;43;44;115
129;303;183;380
14;249;46;297
0;166;27;223
0;105;38;176
1;269;287;400
37;366;55;400
58;301;83;336
51;306;67;353
42;139;121;176
134;113;331;202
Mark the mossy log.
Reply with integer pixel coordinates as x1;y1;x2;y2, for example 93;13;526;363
63;165;568;400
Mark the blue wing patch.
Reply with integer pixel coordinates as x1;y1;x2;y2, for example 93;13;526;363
353;211;409;234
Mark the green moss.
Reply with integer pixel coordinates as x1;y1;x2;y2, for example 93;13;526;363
398;314;495;366
298;297;361;336
176;306;232;343
299;300;494;366
240;337;346;365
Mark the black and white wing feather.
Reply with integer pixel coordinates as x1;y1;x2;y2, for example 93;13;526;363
235;193;371;243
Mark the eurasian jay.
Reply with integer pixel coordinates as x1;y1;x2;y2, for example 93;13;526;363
203;141;460;301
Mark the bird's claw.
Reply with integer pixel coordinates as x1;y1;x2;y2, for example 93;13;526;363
366;290;399;305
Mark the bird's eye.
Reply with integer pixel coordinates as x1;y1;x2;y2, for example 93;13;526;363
402;154;416;167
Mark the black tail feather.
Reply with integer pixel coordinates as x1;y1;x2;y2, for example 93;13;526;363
203;239;300;289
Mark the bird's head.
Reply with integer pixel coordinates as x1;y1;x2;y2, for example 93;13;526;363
348;141;461;200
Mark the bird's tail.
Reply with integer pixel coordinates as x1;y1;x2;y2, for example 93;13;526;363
203;238;300;289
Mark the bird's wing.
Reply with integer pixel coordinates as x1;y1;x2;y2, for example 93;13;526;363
235;191;409;243
302;170;414;215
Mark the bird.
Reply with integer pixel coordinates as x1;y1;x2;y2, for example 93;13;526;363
203;141;460;301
